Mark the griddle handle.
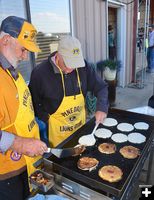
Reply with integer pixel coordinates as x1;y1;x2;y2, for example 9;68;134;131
33;158;43;168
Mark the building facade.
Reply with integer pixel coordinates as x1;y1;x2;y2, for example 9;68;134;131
0;0;153;87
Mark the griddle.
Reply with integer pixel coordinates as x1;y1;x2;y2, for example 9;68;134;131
46;108;154;198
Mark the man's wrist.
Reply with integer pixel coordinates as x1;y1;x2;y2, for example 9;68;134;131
0;131;15;153
10;135;23;153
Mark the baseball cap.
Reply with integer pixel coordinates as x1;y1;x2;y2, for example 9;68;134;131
58;35;85;68
0;16;41;52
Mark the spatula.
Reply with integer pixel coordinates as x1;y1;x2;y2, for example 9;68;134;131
45;145;85;158
78;123;99;146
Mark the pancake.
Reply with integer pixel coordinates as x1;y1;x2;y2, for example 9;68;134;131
77;157;99;171
111;133;128;143
119;145;140;159
94;128;112;139
98;165;123;183
134;122;149;130
72;144;86;156
128;132;146;144
117;123;134;132
102;118;118;127
98;143;116;154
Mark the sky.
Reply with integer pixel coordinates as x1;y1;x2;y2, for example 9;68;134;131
30;0;71;33
0;0;71;34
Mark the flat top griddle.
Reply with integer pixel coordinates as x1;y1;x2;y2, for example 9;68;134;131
47;109;154;197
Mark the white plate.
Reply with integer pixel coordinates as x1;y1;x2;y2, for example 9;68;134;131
134;122;149;130
128;132;146;144
102;118;118;127
94;128;112;138
111;133;128;143
117;123;134;132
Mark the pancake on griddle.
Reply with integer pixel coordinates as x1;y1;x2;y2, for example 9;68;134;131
94;128;112;139
119;145;140;159
98;165;123;183
117;123;134;132
77;157;99;171
134;122;149;130
102;118;118;127
128;132;146;144
111;133;128;143
98;143;116;154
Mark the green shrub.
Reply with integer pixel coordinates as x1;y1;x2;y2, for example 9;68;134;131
97;59;121;71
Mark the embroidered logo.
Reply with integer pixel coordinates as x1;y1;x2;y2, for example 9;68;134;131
10;151;22;161
23;31;30;39
72;48;80;55
30;30;36;41
23;30;36;42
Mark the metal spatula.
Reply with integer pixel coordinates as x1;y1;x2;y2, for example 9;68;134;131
45;145;85;158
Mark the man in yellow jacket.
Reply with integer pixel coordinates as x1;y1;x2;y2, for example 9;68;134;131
0;16;48;200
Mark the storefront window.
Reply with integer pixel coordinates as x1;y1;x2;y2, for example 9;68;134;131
29;0;71;64
0;0;33;82
0;0;71;80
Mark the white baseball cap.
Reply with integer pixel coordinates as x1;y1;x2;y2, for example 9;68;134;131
58;35;85;68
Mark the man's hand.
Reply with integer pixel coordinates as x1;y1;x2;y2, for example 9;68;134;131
95;111;107;124
10;136;48;157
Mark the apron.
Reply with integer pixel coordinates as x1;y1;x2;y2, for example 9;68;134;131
49;68;86;147
1;71;41;179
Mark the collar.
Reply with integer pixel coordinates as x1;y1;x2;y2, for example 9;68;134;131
0;53;12;69
0;53;18;80
51;56;60;74
49;52;76;75
49;52;61;74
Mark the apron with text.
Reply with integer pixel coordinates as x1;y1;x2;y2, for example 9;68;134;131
1;71;41;178
49;68;86;147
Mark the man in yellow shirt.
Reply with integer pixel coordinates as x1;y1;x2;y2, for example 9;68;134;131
0;16;47;200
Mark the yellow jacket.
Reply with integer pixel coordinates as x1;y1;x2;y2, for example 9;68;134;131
0;67;26;180
0;66;40;181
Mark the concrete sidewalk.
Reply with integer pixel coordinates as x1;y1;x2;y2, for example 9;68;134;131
115;71;154;110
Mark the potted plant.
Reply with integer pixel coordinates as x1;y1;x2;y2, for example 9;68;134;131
97;59;121;81
97;59;121;106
